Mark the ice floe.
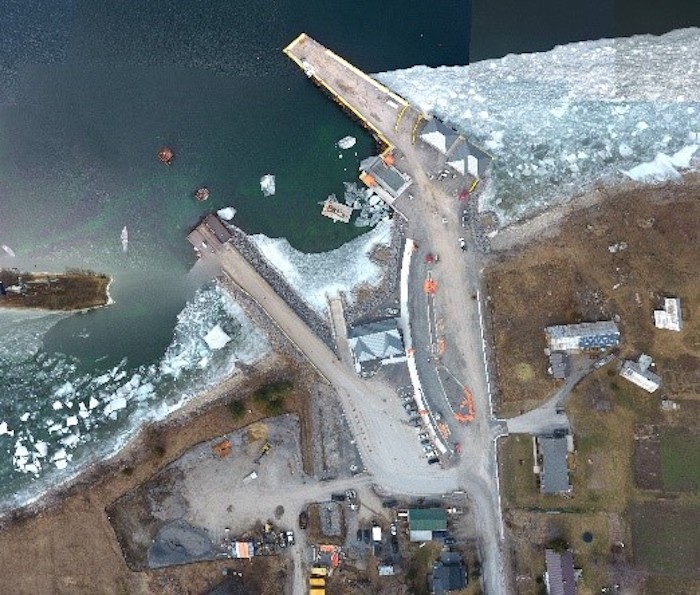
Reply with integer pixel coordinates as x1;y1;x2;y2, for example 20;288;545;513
2;281;269;487
337;135;357;149
376;28;700;225
622;146;698;182
260;174;276;197
204;325;231;350
217;207;237;221
251;219;393;314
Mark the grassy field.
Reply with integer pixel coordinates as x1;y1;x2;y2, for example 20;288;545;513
660;426;700;492
631;503;700;578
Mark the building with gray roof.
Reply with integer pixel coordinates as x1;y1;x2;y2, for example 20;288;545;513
545;549;577;595
538;434;571;494
431;552;467;594
359;155;412;203
619;354;662;393
545;321;620;352
446;140;491;179
347;318;405;374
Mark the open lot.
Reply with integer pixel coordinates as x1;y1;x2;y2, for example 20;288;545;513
660;426;700;492
485;181;700;416
631;502;700;578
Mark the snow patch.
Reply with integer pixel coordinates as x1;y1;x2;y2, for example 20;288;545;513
217;207;236;221
251;219;393;313
204;325;231;350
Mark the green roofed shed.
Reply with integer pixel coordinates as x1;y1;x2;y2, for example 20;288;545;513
408;508;447;540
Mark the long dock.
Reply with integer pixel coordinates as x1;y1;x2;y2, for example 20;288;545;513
284;33;418;153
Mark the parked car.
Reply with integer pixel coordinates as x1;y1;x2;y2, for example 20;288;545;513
356;529;363;542
444;536;456;545
298;511;308;530
427;456;440;465
391;536;399;553
418;432;429;441
382;499;398;509
286;531;295;546
458;237;466;251
363;529;371;544
390;523;397;536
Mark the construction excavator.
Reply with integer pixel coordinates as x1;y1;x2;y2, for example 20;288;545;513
254;442;272;465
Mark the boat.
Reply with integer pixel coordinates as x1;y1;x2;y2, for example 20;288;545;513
194;187;210;202
158;147;174;165
121;227;128;253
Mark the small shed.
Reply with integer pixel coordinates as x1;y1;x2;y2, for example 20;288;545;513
654;297;682;331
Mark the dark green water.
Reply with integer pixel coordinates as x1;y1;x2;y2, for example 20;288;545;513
470;0;699;61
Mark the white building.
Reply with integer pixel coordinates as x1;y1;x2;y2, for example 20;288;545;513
619;354;662;393
654;298;682;331
545;321;620;352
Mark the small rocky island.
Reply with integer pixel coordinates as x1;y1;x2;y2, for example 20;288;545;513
0;268;111;311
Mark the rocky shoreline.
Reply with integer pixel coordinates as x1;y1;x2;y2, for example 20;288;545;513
224;225;337;351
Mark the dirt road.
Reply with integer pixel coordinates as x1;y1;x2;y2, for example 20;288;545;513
216;242;459;494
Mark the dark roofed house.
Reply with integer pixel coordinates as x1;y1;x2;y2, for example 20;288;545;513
347;318;405;375
545;549;577;595
408;508;447;541
431;552;467;595
538;434;571;494
420;119;460;154
548;351;570;379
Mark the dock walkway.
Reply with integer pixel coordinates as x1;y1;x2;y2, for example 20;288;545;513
284;34;418;152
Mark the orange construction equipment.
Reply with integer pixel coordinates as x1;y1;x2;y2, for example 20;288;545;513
309;578;326;587
423;278;437;294
437;421;451;439
212;439;232;457
437;337;446;355
454;387;475;423
359;171;376;187
311;567;328;577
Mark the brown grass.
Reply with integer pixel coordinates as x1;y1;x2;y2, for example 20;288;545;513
485;185;700;415
0;269;110;310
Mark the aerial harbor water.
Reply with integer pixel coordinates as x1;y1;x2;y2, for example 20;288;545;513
0;0;696;510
